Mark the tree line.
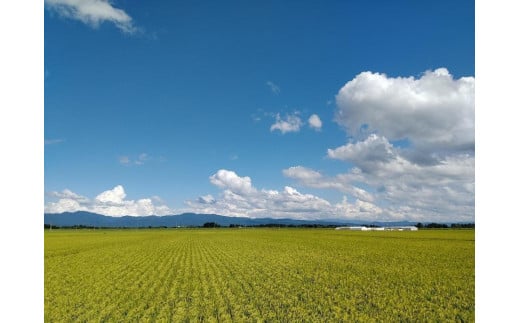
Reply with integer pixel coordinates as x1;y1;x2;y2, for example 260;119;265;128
45;222;475;230
416;222;475;229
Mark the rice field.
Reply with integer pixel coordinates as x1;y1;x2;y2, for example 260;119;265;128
44;228;474;322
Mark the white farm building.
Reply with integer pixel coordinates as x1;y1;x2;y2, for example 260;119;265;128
335;226;418;231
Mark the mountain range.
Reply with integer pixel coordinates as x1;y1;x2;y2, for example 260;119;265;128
44;211;419;228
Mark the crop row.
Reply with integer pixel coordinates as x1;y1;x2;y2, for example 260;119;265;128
45;229;474;322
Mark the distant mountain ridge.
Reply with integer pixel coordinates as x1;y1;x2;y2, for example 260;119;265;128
44;211;419;228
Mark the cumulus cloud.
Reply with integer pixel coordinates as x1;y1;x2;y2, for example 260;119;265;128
282;68;475;222
95;184;126;204
286;145;474;222
283;166;322;181
209;170;256;195
270;113;303;134
266;81;280;94
198;195;216;204
282;166;375;202
286;153;474;222
45;185;173;216
335;196;383;218
47;189;90;203
186;169;382;220
188;169;333;219
308;114;322;131
328;134;395;162
45;198;87;214
327;134;397;173
358;153;473;221
45;0;137;34
335;68;474;153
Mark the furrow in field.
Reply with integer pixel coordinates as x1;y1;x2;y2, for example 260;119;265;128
71;240;163;321
46;240;155;321
120;241;177;321
197;237;242;322
200;235;288;321
169;236;195;322
151;236;188;322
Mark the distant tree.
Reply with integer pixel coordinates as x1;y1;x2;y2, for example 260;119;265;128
203;222;221;228
451;223;475;229
416;222;424;229
425;223;449;229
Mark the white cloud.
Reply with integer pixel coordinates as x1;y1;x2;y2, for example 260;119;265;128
119;153;150;166
283;166;322;181
186;169;382;220
327;134;397;172
95;185;126;204
282;166;375;202
286;163;474;222
47;189;90;203
45;0;137;34
362;153;474;220
285;146;474;222
335;68;474;153
135;153;148;165
209;169;256;195
335;196;383;219
266;81;280;94
45;198;87;214
188;169;334;219
328;134;394;162
281;68;475;222
198;195;216;204
308;114;322;131
45;185;173;216
118;156;130;165
270;113;303;134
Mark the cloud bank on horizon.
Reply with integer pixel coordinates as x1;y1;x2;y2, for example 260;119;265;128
45;185;173;216
45;68;474;223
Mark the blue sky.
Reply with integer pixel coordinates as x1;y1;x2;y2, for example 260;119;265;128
44;0;475;222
